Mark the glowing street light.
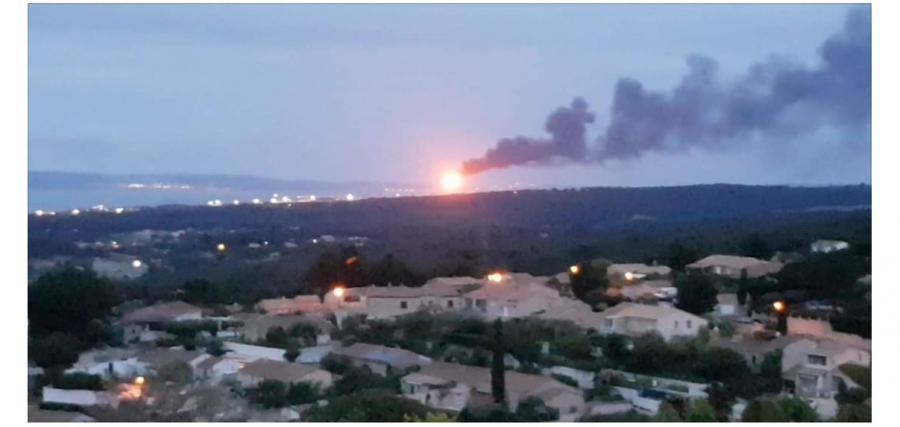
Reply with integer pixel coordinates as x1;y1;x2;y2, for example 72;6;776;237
34;210;45;217
217;243;227;252
131;260;143;268
333;286;346;298
773;300;787;313
346;193;356;201
252;198;262;205
624;271;635;281
569;265;580;275
71;209;81;216
114;207;125;214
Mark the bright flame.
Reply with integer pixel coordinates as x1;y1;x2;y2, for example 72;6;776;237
569;265;580;275
134;376;145;386
487;272;504;283
333;286;346;298
624;272;635;281
441;171;463;193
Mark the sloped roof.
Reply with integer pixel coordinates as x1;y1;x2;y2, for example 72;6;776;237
137;348;205;369
333;342;431;369
687;255;769;270
239;359;325;383
599;302;704;322
413;361;578;397
607;263;672;276
121;301;203;323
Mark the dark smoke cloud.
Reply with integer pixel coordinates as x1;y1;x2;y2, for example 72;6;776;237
460;7;870;175
460;98;595;175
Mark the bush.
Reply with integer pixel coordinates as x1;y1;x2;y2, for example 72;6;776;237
251;379;288;408
157;360;193;385
286;382;321;405
51;372;104;390
321;354;353;374
838;364;871;391
304;390;432;422
29;333;82;369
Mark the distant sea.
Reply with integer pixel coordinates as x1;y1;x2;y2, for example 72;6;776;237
28;171;422;211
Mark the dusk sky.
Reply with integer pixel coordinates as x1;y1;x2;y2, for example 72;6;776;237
29;3;870;190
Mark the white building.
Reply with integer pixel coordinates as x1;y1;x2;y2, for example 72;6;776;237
781;337;871;399
810;240;850;253
686;255;783;279
236;359;334;388
401;361;585;420
594;303;709;341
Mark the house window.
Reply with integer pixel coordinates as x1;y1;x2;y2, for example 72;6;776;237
674;320;679;328
447;300;454;308
604;319;613;329
807;355;827;366
401;301;408;309
687;320;692;329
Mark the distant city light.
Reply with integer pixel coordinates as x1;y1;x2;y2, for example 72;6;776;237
34;210;44;217
114;207;125;214
269;197;279;204
487;272;504;283
310;195;317;201
71;209;81;216
252;198;262;205
346;193;356;201
111;241;121;249
131;260;143;268
217;243;227;252
233;200;240;205
281;196;291;203
263;241;269;246
312;239;319;244
569;265;580;275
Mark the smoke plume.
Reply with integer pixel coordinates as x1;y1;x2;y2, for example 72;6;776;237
460;7;870;175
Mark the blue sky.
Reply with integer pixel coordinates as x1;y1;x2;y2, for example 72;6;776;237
28;3;870;190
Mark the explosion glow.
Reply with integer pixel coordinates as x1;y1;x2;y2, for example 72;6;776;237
441;171;463;193
487;272;504;283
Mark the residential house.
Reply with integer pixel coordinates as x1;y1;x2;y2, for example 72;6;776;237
42;387;119;409
710;335;801;373
28;405;95;422
255;295;326;315
92;254;148;281
232;312;332;342
686;255;783;279
236;359;334;388
120;301;204;342
65;348;146;380
223;341;286;362
607;263;672;281
781;337;871;399
136;348;209;376
461;274;560;319
535;298;606;331
401;361;585;420
810;240;850;253
594;303;708;341
716;293;741;317
332;342;431;376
